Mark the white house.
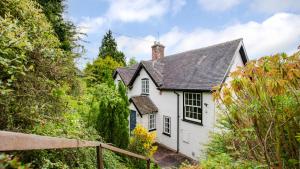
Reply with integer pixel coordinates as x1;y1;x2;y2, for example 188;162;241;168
113;39;248;160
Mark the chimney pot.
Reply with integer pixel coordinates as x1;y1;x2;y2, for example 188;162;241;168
152;41;165;60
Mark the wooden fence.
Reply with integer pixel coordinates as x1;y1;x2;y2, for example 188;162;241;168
0;131;153;169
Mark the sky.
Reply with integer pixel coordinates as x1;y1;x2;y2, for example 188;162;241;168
65;0;300;69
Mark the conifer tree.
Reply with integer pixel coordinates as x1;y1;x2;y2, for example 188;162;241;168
95;83;129;149
98;30;126;65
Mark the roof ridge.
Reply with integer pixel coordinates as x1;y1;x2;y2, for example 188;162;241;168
162;38;243;59
115;38;246;90
122;38;242;69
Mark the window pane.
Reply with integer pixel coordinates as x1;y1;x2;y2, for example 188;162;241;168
197;113;201;120
184;92;202;122
197;108;201;113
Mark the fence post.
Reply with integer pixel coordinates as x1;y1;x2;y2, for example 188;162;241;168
97;145;104;169
147;158;151;169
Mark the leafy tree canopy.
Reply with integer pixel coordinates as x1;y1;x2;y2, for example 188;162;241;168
128;57;138;66
0;0;76;130
84;56;121;86
98;30;126;65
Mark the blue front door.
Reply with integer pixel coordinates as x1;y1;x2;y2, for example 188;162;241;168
130;110;136;132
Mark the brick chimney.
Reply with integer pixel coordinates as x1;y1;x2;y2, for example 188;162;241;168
152;41;165;60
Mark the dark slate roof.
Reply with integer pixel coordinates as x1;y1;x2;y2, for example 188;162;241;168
114;64;139;85
130;96;158;115
114;39;247;90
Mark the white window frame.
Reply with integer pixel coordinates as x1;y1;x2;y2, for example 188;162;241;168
184;92;202;124
148;113;156;131
141;78;149;94
163;116;171;136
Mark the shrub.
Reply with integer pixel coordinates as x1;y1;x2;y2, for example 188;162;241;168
128;124;157;168
211;52;300;168
0;154;31;169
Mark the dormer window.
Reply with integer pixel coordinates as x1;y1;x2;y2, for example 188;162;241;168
141;78;149;94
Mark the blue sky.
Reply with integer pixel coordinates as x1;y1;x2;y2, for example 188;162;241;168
65;0;300;69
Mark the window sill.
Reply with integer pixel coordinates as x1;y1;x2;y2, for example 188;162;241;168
162;132;171;137
141;93;149;96
182;119;203;126
148;128;156;132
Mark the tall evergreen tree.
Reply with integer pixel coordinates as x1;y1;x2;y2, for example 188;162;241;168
35;0;79;53
98;30;126;65
94;83;129;148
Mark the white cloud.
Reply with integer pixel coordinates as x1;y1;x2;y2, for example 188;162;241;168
77;17;106;34
106;0;170;22
116;13;300;61
197;0;241;11
117;35;155;60
171;0;186;14
251;0;300;14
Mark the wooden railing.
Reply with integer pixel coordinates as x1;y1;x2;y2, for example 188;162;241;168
0;131;153;169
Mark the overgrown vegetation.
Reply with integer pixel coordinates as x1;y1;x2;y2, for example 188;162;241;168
0;0;130;168
185;52;300;169
0;154;31;169
180;53;300;169
87;83;130;149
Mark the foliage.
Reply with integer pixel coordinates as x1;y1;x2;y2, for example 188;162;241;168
0;153;31;169
12;84;99;169
211;52;300;168
128;57;138;66
35;0;80;53
103;151;128;169
88;83;130;149
179;163;201;169
98;30;126;65
0;1;105;168
0;0;76;131
84;56;122;86
203;154;263;169
128;124;157;168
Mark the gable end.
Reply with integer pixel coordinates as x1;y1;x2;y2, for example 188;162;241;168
128;63;160;88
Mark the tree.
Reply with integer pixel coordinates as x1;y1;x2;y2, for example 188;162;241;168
98;30;126;65
0;0;76;130
211;52;300;168
35;0;79;53
92;83;130;148
128;57;138;66
0;0;101;168
84;56;122;86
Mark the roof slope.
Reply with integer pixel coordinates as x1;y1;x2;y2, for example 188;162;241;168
114;64;139;85
130;96;158;115
114;39;247;90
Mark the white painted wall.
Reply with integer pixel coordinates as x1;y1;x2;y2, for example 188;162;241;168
225;49;245;83
178;92;216;160
113;46;246;160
